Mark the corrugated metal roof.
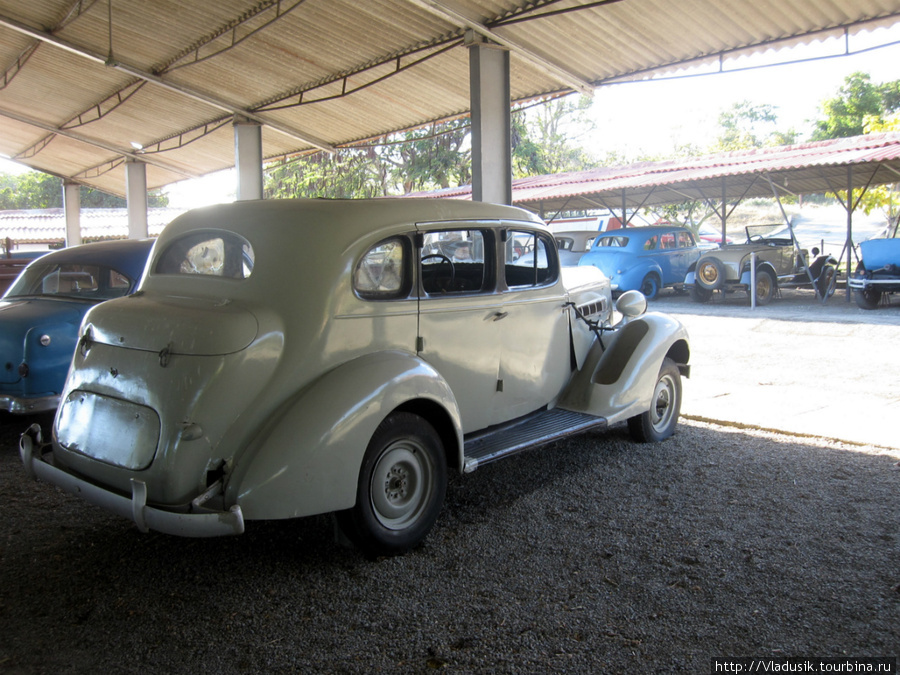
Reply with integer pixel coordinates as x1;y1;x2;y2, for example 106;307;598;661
408;131;900;212
0;207;184;244
1;1;899;197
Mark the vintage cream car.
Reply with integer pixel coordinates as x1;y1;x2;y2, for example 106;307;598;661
21;199;690;556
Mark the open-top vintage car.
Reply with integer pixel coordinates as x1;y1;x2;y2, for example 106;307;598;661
849;237;900;309
684;225;811;304
0;239;152;414
21;199;690;556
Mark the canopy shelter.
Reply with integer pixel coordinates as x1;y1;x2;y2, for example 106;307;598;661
414;132;900;301
2;0;900;205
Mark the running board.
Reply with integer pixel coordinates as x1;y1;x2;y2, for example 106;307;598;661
463;408;607;473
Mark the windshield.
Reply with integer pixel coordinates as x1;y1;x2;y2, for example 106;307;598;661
5;262;135;301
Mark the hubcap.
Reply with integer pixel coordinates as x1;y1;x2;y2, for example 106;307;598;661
370;441;434;530
698;263;718;285
650;374;677;432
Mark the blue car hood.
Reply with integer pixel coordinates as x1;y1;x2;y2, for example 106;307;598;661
0;298;89;384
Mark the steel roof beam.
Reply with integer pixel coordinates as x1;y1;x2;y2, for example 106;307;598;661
404;0;594;95
0;12;336;153
0;107;199;179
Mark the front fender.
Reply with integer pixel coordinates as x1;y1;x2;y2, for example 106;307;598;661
558;313;690;425
228;350;462;521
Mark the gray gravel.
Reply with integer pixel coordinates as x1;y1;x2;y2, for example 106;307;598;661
2;410;898;674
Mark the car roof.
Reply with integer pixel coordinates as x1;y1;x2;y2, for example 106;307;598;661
26;238;154;281
597;225;691;238
161;198;546;246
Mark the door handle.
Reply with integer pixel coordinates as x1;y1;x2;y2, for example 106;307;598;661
491;311;509;322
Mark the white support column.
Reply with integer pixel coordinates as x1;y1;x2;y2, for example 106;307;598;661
125;158;149;239
234;115;263;201
468;33;511;205
63;180;82;247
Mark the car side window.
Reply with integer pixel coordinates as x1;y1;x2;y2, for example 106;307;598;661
420;229;488;294
505;230;558;288
354;236;411;300
678;231;695;248
157;231;254;279
643;235;659;251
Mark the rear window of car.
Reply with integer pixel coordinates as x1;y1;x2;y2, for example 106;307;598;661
156;231;254;279
596;236;628;248
7;263;134;300
354;236;411;299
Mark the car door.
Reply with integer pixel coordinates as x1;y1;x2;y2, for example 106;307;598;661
497;228;571;423
671;230;700;281
415;225;504;433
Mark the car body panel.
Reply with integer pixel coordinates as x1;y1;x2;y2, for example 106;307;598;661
0;239;152;413
23;199;690;540
848;238;900;303
578;226;700;295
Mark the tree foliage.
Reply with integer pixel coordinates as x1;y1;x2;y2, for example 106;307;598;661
811;72;900;140
512;96;598;177
0;170;168;210
714;101;799;151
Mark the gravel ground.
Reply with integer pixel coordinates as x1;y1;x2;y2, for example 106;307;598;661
2;411;898;674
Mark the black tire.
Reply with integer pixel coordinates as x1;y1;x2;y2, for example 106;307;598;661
336;412;447;557
627;357;682;443
639;273;660;300
689;284;713;303
695;258;725;290
750;267;776;305
817;264;837;299
855;286;882;310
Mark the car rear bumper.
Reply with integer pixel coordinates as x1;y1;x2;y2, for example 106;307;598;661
19;424;244;538
0;393;58;414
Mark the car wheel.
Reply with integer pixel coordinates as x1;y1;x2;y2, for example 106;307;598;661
750;267;776;305
640;274;660;300
689;284;713;303
336;412;447;557
817;265;837;299
627;357;682;443
695;258;724;290
855;286;882;309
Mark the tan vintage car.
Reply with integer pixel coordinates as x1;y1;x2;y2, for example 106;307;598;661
21;199;690;556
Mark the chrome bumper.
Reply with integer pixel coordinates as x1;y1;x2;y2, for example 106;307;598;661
19;424;244;538
0;393;59;414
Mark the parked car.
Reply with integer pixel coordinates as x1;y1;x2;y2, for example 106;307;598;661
696;223;733;248
20;199;690;556
849;237;900;309
0;239;153;414
577;225;701;299
685;225;809;305
554;230;597;266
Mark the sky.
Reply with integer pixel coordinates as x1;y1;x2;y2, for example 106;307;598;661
2;22;900;209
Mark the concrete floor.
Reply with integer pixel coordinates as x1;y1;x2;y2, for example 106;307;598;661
651;287;900;450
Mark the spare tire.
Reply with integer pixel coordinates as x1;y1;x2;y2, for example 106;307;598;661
695;257;725;290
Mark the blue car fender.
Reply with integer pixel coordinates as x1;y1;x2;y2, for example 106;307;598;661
619;260;663;292
229;350;462;521
559;312;690;425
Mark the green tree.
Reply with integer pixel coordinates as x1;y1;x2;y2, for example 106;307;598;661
811;72;900;140
0;170;168;209
714;101;798;151
512;95;598;177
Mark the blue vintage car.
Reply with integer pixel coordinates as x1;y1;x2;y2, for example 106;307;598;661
849;237;900;309
578;225;701;299
0;238;153;414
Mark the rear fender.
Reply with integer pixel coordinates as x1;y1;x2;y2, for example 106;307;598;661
739;261;777;286
558;313;689;425
228;351;462;520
